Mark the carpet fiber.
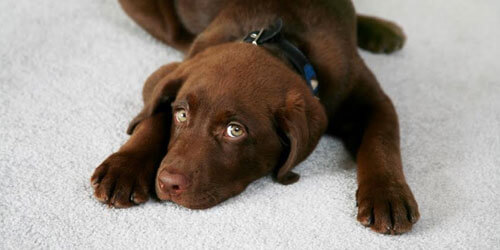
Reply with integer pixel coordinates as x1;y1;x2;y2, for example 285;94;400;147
1;0;499;248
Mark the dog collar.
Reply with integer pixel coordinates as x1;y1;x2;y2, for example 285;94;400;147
243;19;319;96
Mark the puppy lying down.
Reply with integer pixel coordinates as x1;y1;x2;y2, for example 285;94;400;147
91;0;419;235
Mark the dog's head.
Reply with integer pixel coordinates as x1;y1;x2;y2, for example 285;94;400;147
128;43;327;209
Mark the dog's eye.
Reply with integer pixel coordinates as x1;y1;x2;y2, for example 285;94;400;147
225;123;245;138
175;109;188;122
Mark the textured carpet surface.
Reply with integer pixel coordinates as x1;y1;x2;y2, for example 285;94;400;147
1;0;499;249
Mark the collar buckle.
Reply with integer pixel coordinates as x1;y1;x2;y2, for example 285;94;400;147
250;29;265;45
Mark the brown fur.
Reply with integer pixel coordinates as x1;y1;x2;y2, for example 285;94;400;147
91;0;419;235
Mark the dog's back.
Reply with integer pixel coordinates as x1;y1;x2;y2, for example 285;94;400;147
120;0;356;53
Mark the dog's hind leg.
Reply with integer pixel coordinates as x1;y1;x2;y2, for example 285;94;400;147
118;0;194;52
356;15;406;54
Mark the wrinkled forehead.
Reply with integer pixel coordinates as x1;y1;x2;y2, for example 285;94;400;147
177;71;266;107
177;43;300;106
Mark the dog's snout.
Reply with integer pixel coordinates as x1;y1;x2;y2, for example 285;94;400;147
158;170;190;194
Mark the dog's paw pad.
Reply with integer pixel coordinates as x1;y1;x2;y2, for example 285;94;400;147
90;153;153;208
358;19;406;54
356;183;419;234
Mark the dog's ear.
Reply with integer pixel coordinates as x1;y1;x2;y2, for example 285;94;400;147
127;63;184;135
274;91;328;185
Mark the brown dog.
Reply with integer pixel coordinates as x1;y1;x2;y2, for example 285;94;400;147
91;0;419;234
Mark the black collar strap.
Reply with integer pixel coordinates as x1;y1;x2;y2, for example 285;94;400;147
243;19;319;96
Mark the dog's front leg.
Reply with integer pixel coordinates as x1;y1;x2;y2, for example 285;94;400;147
303;29;419;234
354;88;420;234
90;112;169;208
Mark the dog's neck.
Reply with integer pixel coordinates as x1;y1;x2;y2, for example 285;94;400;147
242;19;319;96
185;17;319;96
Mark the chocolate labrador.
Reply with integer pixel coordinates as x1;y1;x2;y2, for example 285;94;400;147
91;0;419;234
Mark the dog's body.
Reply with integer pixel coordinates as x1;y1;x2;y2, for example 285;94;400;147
91;0;419;234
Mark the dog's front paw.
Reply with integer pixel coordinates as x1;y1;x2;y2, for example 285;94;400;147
90;153;156;208
356;181;419;234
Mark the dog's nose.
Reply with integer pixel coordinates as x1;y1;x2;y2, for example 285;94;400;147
158;170;190;194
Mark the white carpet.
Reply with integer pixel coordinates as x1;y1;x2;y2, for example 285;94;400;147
1;0;499;248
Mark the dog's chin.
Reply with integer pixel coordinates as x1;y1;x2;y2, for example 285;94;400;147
176;200;220;210
157;194;223;210
155;182;248;209
155;187;220;210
